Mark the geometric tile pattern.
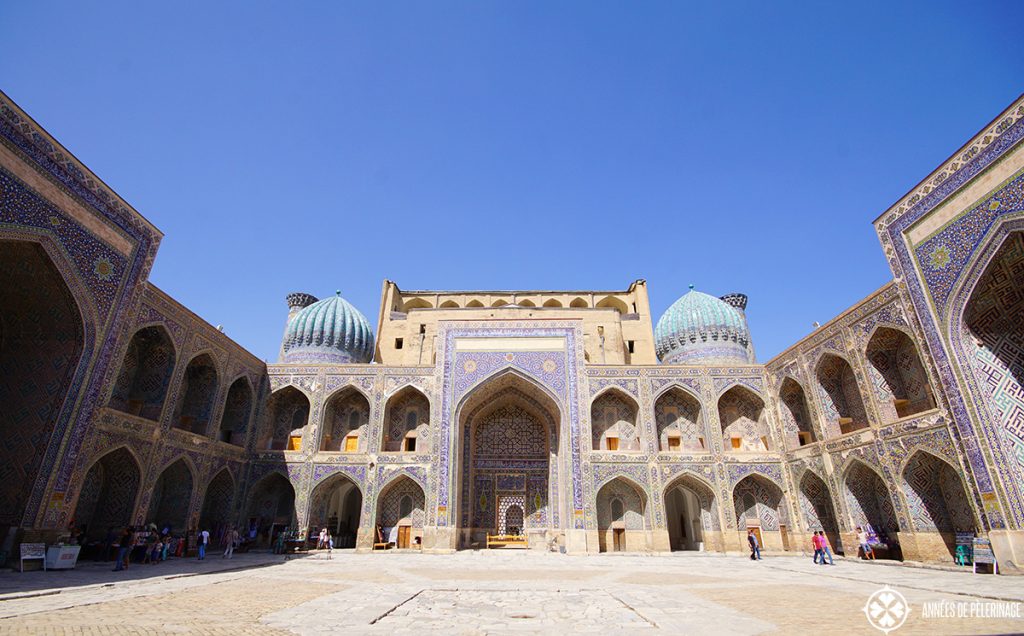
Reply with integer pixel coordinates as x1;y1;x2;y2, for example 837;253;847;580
219;378;253;444
732;474;782;531
596;478;646;530
815;354;869;433
901;451;974;532
383;387;430;452
778;377;814;447
108;326;176;421
199;469;235;532
320;388;369;452
259;387;310;451
378;477;425;528
173;354;219;435
71;447;140;540
0;241;84;526
147;458;194;533
798;470;839;545
843;461;899;535
866;327;934;421
718;386;769;451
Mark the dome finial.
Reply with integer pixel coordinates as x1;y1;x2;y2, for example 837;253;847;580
688;284;695;290
336;290;341;296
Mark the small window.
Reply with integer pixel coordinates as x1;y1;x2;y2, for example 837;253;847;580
731;437;742;450
627;340;635;354
668;436;681;451
395;338;404;349
344;435;359;452
288;436;302;452
606;437;619;451
798;431;813;446
404;437;417;452
419;324;426;334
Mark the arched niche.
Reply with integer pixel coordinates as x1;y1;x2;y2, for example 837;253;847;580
591;389;640;451
596;296;629;313
108;325;175;421
866;327;935;421
245;472;295;547
718;385;770;451
843;460;901;559
439;300;460;309
72;447;141;540
543;299;563;308
259;386;309;451
733;474;787;551
596;477;648;552
321;387;370;452
779;377;815;449
147;458;194;533
382;386;430;453
308;474;362;548
815;354;869;435
798;470;840;553
901;451;975;559
663;473;719;551
199;469;235;532
376;476;426;549
654;387;704;452
219;377;253;445
466;300;484;308
570;297;589;308
0;240;86;526
173;353;219;435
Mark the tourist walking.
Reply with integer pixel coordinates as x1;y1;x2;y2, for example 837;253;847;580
820;532;835;565
317;527;328;550
856;526;875;560
812;531;825;564
198;528;210;560
223;527;238;559
747;529;761;560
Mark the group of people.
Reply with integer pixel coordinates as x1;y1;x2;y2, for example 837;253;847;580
109;524;241;571
811;530;835;565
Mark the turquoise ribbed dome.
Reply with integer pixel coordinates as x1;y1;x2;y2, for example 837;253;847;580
283;292;374;364
655;286;750;364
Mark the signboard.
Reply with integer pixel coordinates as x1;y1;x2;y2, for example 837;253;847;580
20;543;45;559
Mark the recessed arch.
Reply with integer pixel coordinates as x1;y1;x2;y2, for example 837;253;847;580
308;473;363;548
815;353;869;436
259;386;310;451
778;377;815;448
402;298;433;311
466;299;484;308
596;296;629;313
173;353;219;435
866;326;936;421
455;368;561;547
718;385;770;451
518;299;536;307
900;450;975;558
245;471;296;547
733;474;786;549
542;298;563;308
219;376;253;445
596;476;648;552
108;324;176;421
591;388;640;451
570;297;589;308
72;446;141;539
798;470;841;553
655;386;705;452
375;475;426;549
199;468;235;532
320;386;370;453
382;385;430;453
491;299;510;307
439;300;460;309
843;459;901;557
147;458;194;532
0;239;87;527
663;472;719;551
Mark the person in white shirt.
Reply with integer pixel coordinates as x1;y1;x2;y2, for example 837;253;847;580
198;529;210;560
223;527;238;559
856;526;874;560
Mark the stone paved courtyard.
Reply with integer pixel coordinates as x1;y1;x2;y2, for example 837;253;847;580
2;551;1024;635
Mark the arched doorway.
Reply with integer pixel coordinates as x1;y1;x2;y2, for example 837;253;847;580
259;387;309;451
816;354;869;435
733;474;787;551
866;328;935;420
596;477;648;552
319;387;369;453
246;472;296;546
456;371;560;549
376;476;426;549
108;325;175;420
147;459;194;533
718;386;771;451
72;448;141;540
219;378;253;445
664;474;718;551
779;377;815;448
0;241;85;526
308;475;362;549
901;451;976;560
655;387;704;452
798;471;841;553
199;469;235;535
962;231;1024;476
591;389;640;451
844;460;901;559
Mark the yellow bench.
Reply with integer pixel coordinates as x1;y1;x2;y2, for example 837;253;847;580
486;534;527;549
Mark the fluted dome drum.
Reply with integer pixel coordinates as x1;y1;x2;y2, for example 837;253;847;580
655;286;751;365
283;292;374;364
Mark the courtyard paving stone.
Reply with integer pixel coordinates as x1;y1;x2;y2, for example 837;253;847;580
2;551;1023;634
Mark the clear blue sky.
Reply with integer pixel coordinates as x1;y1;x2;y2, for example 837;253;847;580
3;2;1021;362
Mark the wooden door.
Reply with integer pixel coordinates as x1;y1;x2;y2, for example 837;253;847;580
613;528;625;552
780;524;790;551
749;526;763;549
398;526;410;549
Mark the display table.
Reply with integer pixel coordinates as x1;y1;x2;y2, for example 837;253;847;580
45;545;81;570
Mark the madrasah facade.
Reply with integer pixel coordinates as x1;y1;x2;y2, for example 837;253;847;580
2;89;1024;564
